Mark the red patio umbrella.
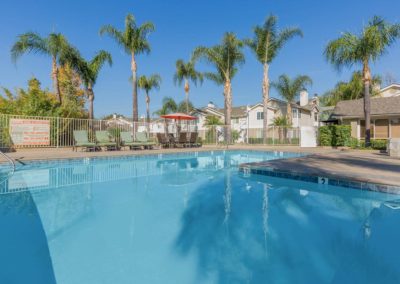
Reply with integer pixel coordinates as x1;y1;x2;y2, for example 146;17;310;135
160;113;197;120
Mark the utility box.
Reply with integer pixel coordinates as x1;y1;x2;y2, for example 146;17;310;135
300;127;317;147
388;138;400;157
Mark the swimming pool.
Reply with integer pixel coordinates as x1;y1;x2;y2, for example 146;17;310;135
1;150;399;283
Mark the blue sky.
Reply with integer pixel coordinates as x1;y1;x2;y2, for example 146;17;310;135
1;0;400;118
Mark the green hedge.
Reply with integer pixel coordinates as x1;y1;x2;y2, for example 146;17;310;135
319;125;351;147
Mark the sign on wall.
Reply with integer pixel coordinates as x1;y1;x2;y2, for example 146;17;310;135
9;119;50;146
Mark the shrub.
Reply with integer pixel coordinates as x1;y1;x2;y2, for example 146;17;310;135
371;139;387;150
318;125;351;147
335;125;352;146
319;126;332;146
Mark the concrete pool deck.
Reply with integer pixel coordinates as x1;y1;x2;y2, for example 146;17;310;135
240;149;400;188
2;145;400;187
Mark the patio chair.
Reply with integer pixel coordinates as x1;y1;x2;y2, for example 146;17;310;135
167;133;177;148
189;132;200;147
73;130;96;152
176;132;189;148
157;133;170;148
95;131;117;151
135;132;157;149
120;131;146;150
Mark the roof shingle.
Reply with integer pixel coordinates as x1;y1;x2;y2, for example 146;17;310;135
332;96;400;118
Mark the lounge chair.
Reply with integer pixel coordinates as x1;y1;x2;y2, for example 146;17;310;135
167;133;176;148
176;132;189;148
189;132;200;147
157;133;170;148
73;130;96;152
135;132;157;149
120;131;146;150
95;131;117;150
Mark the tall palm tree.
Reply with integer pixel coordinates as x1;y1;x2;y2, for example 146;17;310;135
137;74;161;124
246;15;303;143
100;14;155;123
272;74;312;124
11;32;74;104
67;50;113;119
173;59;203;113
193;32;245;143
325;16;400;146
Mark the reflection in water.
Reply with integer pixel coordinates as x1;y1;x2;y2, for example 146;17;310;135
262;184;269;254
1;151;400;283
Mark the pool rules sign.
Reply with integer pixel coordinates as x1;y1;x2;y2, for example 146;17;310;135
9;119;50;146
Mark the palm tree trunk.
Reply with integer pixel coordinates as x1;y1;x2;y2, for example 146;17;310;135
146;92;150;133
88;86;95;119
131;53;138;123
363;62;372;147
224;79;232;144
184;79;190;114
262;63;270;144
287;103;292;125
52;57;62;105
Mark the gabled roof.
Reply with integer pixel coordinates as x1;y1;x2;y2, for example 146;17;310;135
332;96;400;118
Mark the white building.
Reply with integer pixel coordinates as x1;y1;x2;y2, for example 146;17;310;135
192;90;320;142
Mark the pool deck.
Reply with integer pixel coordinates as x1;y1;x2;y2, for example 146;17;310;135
240;149;400;188
2;145;400;187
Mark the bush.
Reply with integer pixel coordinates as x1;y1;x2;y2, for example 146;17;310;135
335;125;352;146
371;139;387;150
318;125;351;147
319;126;332;146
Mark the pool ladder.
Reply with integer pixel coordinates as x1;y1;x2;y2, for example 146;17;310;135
0;150;16;185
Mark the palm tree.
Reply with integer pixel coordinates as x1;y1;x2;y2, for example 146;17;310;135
193;32;245;143
154;97;178;116
67;50;113;119
272;74;312;124
137;74;161;125
173;59;203;113
100;14;155;123
246;15;303;143
325;16;400;146
177;100;195;113
11;32;74;104
320;72;382;107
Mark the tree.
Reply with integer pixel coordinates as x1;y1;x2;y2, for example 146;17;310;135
177;100;195;113
173;59;203;113
100;14;155;123
137;74;161;124
154;97;178;116
0;76;87;118
324;15;400;146
11;32;75;104
67;50;112;119
320;71;382;106
246;15;303;143
193;32;245;143
204;115;223;126
272;74;312;124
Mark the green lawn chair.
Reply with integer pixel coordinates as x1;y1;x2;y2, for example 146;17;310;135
120;131;146;150
73;130;96;152
135;132;157;149
95;131;117;151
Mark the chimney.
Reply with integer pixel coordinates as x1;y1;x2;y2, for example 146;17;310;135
300;89;309;107
112;113;117;119
207;101;216;108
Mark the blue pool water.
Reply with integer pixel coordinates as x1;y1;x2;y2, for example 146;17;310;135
0;150;400;284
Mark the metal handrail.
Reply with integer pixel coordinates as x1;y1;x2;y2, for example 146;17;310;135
0;150;15;178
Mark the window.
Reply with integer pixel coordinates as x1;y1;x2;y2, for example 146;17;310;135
256;112;264;120
374;119;389;139
314;113;318;122
292;109;298;119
